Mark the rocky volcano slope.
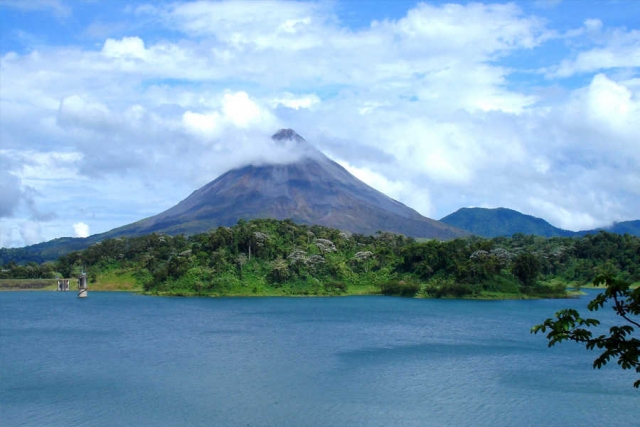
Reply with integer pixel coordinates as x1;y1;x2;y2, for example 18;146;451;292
107;129;467;240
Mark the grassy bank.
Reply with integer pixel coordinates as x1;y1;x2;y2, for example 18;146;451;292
0;269;143;292
0;279;58;290
90;269;142;292
0;271;578;300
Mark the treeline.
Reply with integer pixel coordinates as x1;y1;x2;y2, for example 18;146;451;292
0;236;93;266
2;219;639;298
0;261;58;280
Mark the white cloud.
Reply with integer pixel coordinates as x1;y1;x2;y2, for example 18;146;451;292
73;222;90;238
102;36;147;59
550;25;640;77
527;197;600;231
560;74;640;159
1;0;639;247
145;0;327;45
222;92;273;128
339;161;434;217
270;93;320;110
182;91;276;142
57;95;113;131
584;19;602;33
384;2;546;52
585;74;635;122
182;110;222;139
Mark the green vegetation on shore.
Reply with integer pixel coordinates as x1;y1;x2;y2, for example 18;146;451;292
0;279;58;291
2;219;639;299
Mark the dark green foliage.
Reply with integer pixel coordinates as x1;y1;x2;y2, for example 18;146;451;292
380;281;420;297
2;220;639;301
324;282;348;294
532;274;640;388
0;260;56;280
480;273;520;294
424;281;473;298
512;252;541;287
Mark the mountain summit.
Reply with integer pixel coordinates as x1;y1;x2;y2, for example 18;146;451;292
105;129;467;239
272;128;305;142
440;207;575;238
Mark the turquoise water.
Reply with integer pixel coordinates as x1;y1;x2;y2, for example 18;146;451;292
1;291;636;426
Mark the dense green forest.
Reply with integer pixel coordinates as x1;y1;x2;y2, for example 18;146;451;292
2;219;639;298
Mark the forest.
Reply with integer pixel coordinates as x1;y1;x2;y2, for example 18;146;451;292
1;218;639;298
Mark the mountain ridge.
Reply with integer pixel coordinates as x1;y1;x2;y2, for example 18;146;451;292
440;207;574;238
440;207;640;238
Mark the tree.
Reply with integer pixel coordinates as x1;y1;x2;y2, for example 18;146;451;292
512;252;541;287
268;257;289;283
532;274;640;388
235;253;248;278
353;251;374;273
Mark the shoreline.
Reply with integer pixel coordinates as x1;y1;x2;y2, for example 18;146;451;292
0;286;575;300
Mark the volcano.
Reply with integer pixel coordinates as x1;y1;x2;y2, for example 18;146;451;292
106;129;467;239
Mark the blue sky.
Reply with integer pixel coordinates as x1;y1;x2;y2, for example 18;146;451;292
1;0;639;247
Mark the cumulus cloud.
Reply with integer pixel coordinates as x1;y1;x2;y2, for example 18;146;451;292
222;92;273;128
182;91;277;138
558;74;639;161
57;95;114;132
583;74;637;130
339;161;434;217
182;110;222;139
102;36;147;59
73;222;90;238
1;0;639;247
0;153;30;219
486;74;640;230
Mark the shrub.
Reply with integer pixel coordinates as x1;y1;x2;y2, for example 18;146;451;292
380;281;419;297
424;281;473;298
324;282;348;294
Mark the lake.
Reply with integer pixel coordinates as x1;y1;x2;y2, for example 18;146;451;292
0;291;636;426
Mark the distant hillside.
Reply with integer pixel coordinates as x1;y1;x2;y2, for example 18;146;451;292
440;207;576;238
577;220;640;237
606;220;640;236
0;236;97;265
